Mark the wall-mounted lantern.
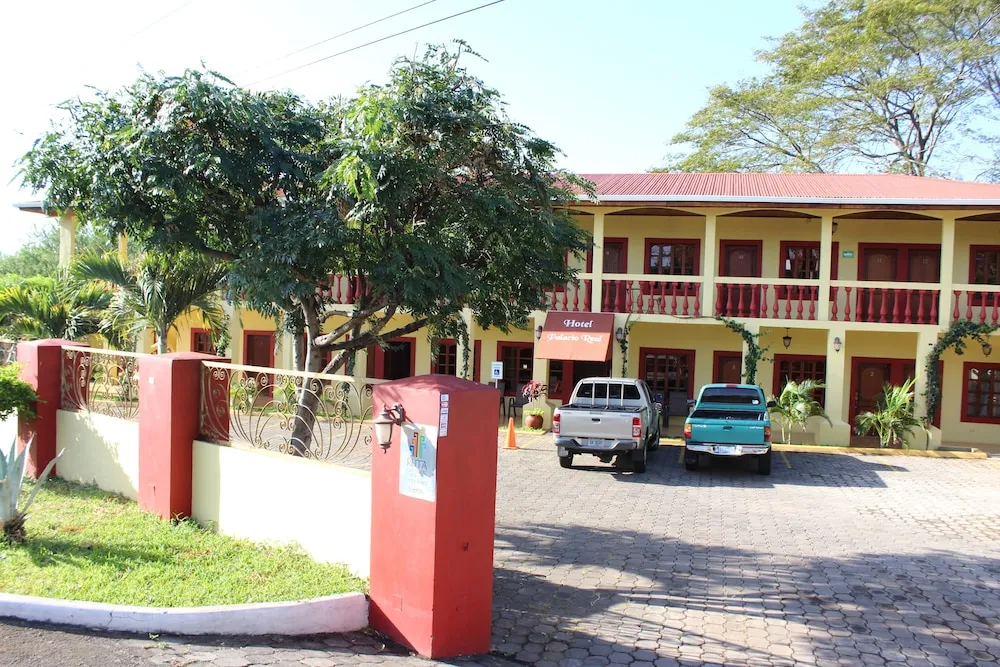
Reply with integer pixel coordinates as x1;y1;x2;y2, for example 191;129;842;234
373;403;406;451
615;327;624;342
535;325;543;340
782;328;792;349
833;336;843;353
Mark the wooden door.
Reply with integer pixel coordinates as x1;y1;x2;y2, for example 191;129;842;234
723;244;761;315
383;340;414;380
715;353;742;384
908;249;940;322
603;241;627;309
853;362;891;421
642;349;694;418
244;332;275;399
861;249;898;321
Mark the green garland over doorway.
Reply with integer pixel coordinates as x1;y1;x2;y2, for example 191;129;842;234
924;319;997;422
717;317;770;386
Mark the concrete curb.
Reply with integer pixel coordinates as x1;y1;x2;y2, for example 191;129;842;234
0;591;368;636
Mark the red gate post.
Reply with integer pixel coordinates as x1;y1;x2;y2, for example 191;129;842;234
15;339;79;478
138;352;226;519
369;375;500;659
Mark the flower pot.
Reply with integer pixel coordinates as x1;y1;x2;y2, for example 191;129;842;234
524;414;543;430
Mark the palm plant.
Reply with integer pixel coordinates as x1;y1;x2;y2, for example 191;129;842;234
769;379;832;444
854;377;926;448
0;276;111;342
73;252;228;354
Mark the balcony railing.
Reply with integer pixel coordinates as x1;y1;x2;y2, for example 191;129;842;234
715;279;819;320
545;278;592;312
599;276;702;316
952;286;1000;326
830;282;939;325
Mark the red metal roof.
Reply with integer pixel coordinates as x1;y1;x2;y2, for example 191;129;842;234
576;173;1000;204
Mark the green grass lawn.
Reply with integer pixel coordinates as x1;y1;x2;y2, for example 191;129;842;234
0;479;366;607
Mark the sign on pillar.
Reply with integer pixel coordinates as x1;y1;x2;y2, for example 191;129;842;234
369;376;500;659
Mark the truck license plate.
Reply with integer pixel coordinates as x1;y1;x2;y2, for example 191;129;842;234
713;445;741;455
586;438;609;448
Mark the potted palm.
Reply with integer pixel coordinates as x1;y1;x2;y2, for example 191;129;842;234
769;379;831;444
854;378;926;448
521;380;548;429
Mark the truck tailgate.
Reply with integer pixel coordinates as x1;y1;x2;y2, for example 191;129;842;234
560;408;639;441
688;408;767;445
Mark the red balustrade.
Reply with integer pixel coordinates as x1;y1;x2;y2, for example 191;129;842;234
953;290;1000;325
715;283;818;320
599;280;700;315
830;286;940;324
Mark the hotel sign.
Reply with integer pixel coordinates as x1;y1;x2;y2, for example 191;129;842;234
535;313;615;362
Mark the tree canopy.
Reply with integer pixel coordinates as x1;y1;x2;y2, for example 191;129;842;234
664;0;1000;177
18;43;591;454
0;224;115;279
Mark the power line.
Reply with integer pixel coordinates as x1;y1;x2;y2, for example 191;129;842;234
247;0;507;87
126;1;197;41
244;0;442;75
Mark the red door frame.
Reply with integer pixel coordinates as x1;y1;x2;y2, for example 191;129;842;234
586;237;630;273
858;243;941;282
639;347;697;399
431;338;459;375
474;340;482;383
959;361;1000;424
712;351;742;384
719;239;763;277
771;353;827;397
643;238;702;275
243;330;276;368
847;356;943;425
370;337;417;379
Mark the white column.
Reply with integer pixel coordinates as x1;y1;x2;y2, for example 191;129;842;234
938;216;956;328
911;329;940;450
58;212;76;268
816;325;851;446
818;214;834;321
702;213;718;317
590;211;605;311
611;313;628;377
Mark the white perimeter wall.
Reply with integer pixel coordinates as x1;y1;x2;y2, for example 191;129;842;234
0;414;16;448
191;441;371;578
56;410;140;499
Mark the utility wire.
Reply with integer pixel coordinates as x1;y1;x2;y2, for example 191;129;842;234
247;0;507;87
126;0;197;41
244;0;442;75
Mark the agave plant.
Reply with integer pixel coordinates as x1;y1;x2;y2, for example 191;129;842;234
0;438;61;545
854;378;926;448
769;379;832;444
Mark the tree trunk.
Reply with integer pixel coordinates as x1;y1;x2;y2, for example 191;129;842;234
156;327;169;354
292;331;305;372
288;304;323;457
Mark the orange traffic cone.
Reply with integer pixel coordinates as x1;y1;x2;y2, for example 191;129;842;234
505;416;518;449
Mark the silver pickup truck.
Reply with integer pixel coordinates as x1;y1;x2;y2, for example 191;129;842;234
552;377;661;473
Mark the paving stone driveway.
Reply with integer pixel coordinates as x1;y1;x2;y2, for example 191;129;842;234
491;438;1000;666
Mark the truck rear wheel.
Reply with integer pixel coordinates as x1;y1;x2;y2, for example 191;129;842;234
757;450;772;475
631;448;647;473
683;448;699;471
647;424;661;450
559;454;574;469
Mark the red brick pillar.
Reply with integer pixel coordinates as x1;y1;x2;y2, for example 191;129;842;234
15;339;79;478
138;352;223;519
369;375;500;658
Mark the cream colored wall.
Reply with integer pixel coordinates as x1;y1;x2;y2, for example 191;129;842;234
954;220;998;284
474;321;534;384
832;218;942;281
600;215;706;274
56;410;140;500
570;214;594;272
191;440;371;577
715;216;819;279
625;322;739;392
0;414;16;447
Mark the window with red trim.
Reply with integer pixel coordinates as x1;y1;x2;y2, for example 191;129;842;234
433;341;459;376
782;244;821;280
970;246;1000;285
961;362;1000;423
646;241;698;275
192;330;215;354
548;360;568;400
773;355;827;406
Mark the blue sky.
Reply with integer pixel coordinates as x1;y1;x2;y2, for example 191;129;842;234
0;0;807;253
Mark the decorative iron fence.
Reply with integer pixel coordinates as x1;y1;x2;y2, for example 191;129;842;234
200;361;382;468
61;346;141;421
0;340;16;366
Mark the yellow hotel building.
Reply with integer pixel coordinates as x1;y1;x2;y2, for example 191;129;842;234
18;172;1000;450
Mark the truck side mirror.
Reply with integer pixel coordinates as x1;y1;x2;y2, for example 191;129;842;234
766;400;777;408
686;399;696;408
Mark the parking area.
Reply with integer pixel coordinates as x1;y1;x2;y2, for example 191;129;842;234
493;436;1000;666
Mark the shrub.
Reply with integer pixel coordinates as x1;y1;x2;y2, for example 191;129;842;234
0;364;36;421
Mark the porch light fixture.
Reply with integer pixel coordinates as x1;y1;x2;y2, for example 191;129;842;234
615;327;625;342
535;325;543;340
782;328;792;349
833;336;843;353
373;403;406;451
984;342;993;357
832;221;839;235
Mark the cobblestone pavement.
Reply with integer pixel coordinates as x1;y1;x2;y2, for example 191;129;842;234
3;438;999;667
492;437;1000;666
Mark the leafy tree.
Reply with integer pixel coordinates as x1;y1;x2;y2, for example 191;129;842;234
768;379;831;444
0;276;111;341
0;224;115;278
854;378;926;448
18;45;590;454
72;253;228;354
666;0;995;176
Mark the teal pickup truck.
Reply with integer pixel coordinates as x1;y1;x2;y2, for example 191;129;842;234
682;384;776;475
